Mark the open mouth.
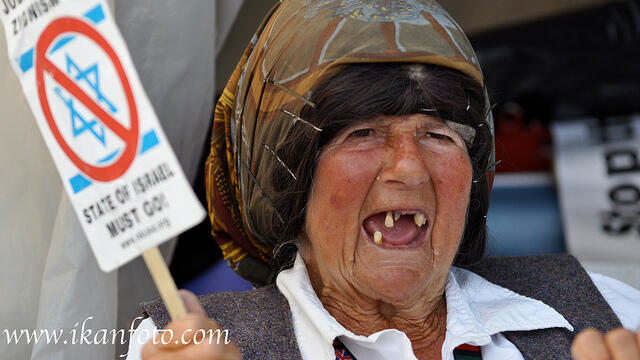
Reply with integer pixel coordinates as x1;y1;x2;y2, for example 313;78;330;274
362;209;429;248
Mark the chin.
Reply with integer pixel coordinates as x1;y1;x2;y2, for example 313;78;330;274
354;261;437;305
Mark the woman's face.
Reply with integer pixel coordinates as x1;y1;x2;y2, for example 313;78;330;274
302;113;472;305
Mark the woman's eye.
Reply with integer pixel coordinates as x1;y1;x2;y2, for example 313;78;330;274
426;132;452;141
349;128;374;138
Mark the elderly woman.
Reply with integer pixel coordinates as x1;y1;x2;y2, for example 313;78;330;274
129;1;640;359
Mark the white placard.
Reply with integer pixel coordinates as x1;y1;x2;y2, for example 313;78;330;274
1;0;206;272
553;115;640;262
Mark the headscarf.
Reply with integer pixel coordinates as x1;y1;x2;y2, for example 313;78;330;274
205;0;495;286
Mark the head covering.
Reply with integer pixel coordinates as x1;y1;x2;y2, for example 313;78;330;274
205;0;495;286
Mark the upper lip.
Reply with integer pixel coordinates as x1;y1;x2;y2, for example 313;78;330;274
362;206;431;225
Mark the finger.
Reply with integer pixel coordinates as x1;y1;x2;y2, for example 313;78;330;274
180;289;206;315
149;314;218;352
142;336;242;360
141;314;235;360
605;328;640;360
571;328;610;360
174;340;242;360
141;336;169;360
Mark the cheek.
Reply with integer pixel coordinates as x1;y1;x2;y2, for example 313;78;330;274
305;149;379;268
430;151;472;249
314;150;378;212
434;151;472;202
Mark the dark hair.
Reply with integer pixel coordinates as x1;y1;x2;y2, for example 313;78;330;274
270;63;492;269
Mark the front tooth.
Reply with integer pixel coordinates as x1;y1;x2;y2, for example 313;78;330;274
414;212;426;227
394;211;401;221
374;231;383;245
385;211;394;227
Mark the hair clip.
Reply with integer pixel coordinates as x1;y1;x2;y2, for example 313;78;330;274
240;159;284;224
280;109;323;132
487;159;502;170
477;103;498;128
267;79;316;108
472;159;502;183
263;143;297;180
483;103;497;121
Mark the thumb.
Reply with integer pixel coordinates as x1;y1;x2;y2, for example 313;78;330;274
178;289;206;315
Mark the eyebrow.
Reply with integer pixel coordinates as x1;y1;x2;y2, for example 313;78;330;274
363;116;387;125
349;114;454;131
368;115;444;125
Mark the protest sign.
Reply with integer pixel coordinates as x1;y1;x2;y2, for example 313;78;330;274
1;0;206;318
553;115;640;261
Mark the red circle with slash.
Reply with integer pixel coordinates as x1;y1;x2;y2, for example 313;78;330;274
36;17;138;182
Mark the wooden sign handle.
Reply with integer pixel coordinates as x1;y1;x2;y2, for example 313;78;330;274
142;246;187;320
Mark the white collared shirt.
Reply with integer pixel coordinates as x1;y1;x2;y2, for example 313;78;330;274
276;253;640;360
125;253;640;360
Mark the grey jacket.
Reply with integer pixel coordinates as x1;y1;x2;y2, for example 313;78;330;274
142;254;621;359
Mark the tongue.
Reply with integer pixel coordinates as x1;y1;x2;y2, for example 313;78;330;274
363;213;420;246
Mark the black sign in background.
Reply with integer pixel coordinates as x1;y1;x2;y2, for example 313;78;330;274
471;1;640;123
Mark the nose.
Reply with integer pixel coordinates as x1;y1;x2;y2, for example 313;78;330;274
379;134;430;188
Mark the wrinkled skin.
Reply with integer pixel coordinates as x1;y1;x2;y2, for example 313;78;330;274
301;113;471;358
141;114;639;359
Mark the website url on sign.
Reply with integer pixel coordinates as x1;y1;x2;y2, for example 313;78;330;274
3;316;231;358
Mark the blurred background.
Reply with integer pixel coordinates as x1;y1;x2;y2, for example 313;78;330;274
1;1;639;359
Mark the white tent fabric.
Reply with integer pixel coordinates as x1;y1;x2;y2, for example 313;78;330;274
30;198;118;360
0;1;243;359
0;36;71;360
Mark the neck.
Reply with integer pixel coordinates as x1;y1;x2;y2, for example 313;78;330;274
315;279;448;360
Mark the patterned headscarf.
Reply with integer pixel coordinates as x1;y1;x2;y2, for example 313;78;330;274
205;0;494;286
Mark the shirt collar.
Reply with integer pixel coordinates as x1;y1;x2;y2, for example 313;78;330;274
442;267;574;351
276;252;573;359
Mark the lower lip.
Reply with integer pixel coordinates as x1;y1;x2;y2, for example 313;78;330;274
362;226;428;249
